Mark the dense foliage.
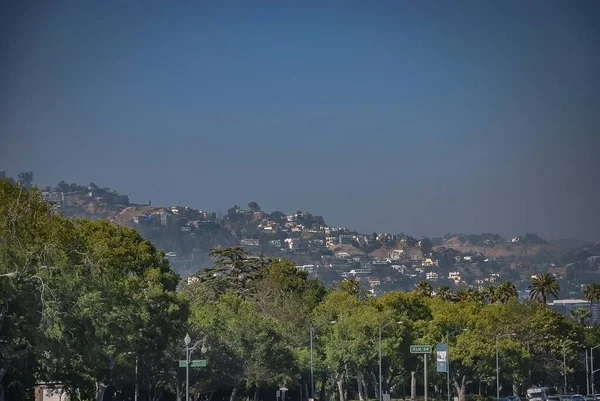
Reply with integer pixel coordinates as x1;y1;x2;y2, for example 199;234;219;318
1;180;599;401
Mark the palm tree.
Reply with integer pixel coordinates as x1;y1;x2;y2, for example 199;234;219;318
484;285;498;304
529;273;560;305
415;280;433;297
456;288;484;303
583;283;600;313
436;285;455;302
496;282;518;304
570;308;591;326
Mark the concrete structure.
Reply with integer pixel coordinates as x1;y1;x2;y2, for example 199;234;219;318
34;383;68;401
0;170;6;180
548;299;598;324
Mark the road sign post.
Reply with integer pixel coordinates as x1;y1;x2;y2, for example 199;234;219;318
179;359;207;368
410;345;432;401
410;345;432;354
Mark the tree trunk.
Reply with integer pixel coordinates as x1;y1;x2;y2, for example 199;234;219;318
357;371;365;401
304;381;309;401
230;385;239;401
411;371;416;401
319;374;327;401
253;387;259;401
453;376;468;401
0;366;7;401
512;383;520;397
336;378;346;401
96;383;109;401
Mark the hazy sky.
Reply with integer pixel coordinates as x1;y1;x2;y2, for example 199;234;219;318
1;1;599;240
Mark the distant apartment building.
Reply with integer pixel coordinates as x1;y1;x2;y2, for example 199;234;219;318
0;170;6;180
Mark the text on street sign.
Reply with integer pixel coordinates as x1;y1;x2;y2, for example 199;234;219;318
410;345;432;353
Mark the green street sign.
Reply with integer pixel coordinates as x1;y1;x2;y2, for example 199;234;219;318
410;345;432;354
179;359;207;368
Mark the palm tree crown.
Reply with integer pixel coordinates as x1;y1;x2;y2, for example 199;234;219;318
415;280;433;297
529;273;560;304
583;283;600;312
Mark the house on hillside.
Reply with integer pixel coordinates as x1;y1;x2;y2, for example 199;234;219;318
426;272;439;281
240;238;260;247
389;249;405;260
422;257;438;267
448;271;461;284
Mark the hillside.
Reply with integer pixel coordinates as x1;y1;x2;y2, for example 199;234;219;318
9;175;594;274
437;234;562;263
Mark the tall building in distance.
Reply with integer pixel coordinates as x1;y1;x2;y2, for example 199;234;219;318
0;171;6;180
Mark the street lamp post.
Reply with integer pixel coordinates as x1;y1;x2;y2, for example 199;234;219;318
378;321;403;401
586;349;590;395
184;333;207;401
561;340;579;395
445;329;467;401
496;333;516;399
126;352;138;401
310;321;336;400
134;356;138;401
591;344;600;396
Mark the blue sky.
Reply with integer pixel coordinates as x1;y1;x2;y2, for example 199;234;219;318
1;1;599;240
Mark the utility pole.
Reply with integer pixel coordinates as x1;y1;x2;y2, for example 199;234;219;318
563;343;567;395
135;356;138;401
379;324;383;401
586;349;590;395
496;333;516;399
424;354;428;401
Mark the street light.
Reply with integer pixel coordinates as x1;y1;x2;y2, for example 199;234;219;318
591;344;600;396
184;333;207;401
378;321;403;401
127;352;138;401
310;321;336;400
496;333;516;399
562;340;579;395
445;329;467;401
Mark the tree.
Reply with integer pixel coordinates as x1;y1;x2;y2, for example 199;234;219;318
41;219;187;401
419;237;433;254
435;285;455;302
55;181;70;193
496;282;518;304
248;201;261;212
0;179;74;400
583;283;600;313
529;273;560;304
415;281;433;297
17;171;34;189
570;308;590;326
484;285;498;304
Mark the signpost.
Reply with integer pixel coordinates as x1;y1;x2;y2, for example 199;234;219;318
411;345;432;401
179;359;207;368
410;345;433;354
436;344;448;373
